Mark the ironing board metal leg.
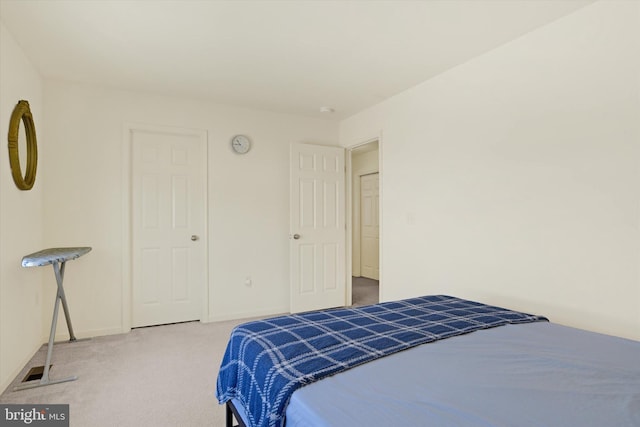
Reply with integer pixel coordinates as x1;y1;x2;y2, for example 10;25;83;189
54;261;77;341
13;261;78;391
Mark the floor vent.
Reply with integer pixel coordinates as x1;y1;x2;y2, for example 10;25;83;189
22;365;52;382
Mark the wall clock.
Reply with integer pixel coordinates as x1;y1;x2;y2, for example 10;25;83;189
231;135;251;154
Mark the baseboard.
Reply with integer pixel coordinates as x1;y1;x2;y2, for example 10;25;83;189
47;326;127;343
206;306;288;323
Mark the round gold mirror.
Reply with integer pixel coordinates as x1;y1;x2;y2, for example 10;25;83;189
7;100;38;190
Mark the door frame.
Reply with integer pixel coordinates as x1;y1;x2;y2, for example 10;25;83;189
121;122;209;333
345;133;383;306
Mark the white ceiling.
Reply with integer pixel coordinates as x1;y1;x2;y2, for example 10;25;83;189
0;0;592;120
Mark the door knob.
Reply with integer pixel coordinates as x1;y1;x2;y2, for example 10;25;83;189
293;234;301;240
191;235;199;241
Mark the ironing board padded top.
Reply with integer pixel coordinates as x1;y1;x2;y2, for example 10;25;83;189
22;247;92;267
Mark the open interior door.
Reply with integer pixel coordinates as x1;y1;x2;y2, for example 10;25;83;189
290;143;346;313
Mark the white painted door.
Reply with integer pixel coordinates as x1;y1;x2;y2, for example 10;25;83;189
360;173;379;280
131;129;206;327
290;143;346;313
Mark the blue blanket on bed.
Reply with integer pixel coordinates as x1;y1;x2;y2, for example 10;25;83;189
216;295;548;427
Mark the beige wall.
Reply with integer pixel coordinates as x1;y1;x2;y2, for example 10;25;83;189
340;1;640;340
0;22;338;392
41;80;339;339
0;22;45;392
0;36;338;391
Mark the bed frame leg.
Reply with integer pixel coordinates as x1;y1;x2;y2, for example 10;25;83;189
226;402;233;427
226;401;246;427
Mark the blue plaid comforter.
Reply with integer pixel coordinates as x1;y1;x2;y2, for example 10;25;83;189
216;295;548;427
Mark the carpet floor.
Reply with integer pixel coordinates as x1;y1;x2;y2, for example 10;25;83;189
0;278;378;426
352;276;379;306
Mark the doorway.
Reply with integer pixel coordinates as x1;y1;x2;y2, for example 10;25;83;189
124;123;208;330
348;140;380;306
289;143;346;313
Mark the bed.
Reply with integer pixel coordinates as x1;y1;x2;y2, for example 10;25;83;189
216;295;640;427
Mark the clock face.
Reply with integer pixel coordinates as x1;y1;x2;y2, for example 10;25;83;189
231;135;251;154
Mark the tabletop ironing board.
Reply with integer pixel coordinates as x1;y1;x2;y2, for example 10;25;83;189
15;247;91;391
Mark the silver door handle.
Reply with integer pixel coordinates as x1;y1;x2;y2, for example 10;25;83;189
293;234;301;240
191;235;199;241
